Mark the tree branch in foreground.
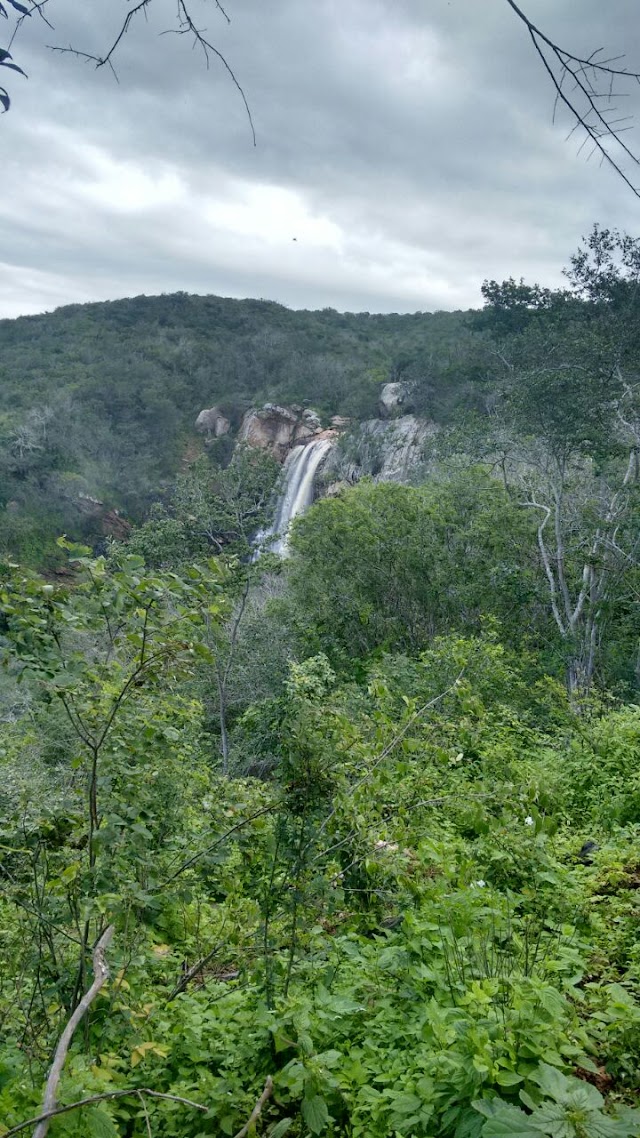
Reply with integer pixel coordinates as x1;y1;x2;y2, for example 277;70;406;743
3;1089;209;1137
4;1077;276;1138
232;1076;274;1138
47;0;255;143
31;924;115;1138
505;0;640;197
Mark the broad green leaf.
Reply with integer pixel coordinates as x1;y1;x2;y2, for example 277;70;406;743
480;1104;541;1137
269;1120;294;1138
388;1092;423;1114
531;1063;571;1102
495;1071;524;1087
528;1102;575;1136
455;1109;486;1138
82;1106;119;1138
565;1082;606;1112
577;1111;640;1138
301;1094;330;1134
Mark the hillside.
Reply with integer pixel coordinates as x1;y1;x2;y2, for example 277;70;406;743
0;293;476;564
1;232;640;1138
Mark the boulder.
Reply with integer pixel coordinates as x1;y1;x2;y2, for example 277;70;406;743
101;509;132;540
238;404;321;461
195;407;231;437
378;382;414;419
77;492;104;516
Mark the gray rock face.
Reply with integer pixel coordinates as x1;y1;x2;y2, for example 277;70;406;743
238;404;320;461
326;415;437;484
195;407;231;437
378;382;414;419
324;480;349;498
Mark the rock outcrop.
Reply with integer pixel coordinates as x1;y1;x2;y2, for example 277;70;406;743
378;382;414;419
324;479;350;498
325;415;437;485
195;407;231;437
239;404;321;461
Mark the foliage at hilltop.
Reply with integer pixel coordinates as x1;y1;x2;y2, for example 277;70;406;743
1;227;640;1137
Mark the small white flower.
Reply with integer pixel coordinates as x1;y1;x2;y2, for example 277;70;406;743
472;879;486;888
524;815;534;826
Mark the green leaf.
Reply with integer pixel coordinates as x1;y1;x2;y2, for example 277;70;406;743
269;1120;294;1138
565;1082;606;1113
478;1103;540;1137
83;1107;119;1138
531;1063;571;1102
301;1094;330;1134
495;1071;524;1087
388;1092;423;1114
455;1109;486;1138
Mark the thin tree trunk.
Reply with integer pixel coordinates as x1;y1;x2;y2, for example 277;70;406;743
33;926;114;1138
216;667;230;775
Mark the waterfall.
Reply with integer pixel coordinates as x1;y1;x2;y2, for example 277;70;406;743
258;437;333;556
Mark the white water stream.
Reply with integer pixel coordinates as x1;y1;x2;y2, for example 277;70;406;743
258;437;333;556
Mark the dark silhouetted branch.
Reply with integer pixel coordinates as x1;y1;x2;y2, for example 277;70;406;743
504;0;640;197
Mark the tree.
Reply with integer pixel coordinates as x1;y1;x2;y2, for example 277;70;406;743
286;473;541;671
0;542;224;1039
118;446;280;771
477;227;640;695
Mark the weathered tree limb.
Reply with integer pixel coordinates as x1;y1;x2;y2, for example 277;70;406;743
32;924;115;1138
523;498;566;634
232;1076;274;1138
4;1087;209;1138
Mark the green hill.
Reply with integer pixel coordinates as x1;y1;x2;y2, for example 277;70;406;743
0;293;471;564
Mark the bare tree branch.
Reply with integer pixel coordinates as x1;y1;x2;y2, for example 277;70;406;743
32;924;115;1138
46;0;256;143
4;1087;209;1137
232;1076;274;1138
505;0;640;197
522;497;567;635
168;0;256;144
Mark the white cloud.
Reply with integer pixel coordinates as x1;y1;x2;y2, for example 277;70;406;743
1;0;639;317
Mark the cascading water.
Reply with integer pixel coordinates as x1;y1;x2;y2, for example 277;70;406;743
257;437;333;556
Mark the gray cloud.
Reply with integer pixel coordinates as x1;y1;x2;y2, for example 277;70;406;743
1;0;640;317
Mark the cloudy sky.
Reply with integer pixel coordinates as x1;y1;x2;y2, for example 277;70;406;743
1;0;639;318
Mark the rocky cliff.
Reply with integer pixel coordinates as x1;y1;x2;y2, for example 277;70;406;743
323;415;436;486
194;394;437;547
238;404;322;461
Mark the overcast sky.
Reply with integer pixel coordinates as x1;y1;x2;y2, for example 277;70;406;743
1;0;639;318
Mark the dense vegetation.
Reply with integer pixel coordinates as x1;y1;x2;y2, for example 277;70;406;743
1;226;640;1137
0;294;471;567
